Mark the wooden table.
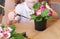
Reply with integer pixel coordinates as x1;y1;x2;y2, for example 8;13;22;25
14;19;60;39
33;20;60;39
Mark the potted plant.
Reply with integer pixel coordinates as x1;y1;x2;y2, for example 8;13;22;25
0;24;24;39
30;1;53;31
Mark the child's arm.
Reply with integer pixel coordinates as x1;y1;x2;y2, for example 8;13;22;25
8;11;20;25
52;10;58;19
46;4;58;20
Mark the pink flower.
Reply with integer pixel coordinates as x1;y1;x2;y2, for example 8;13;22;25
4;27;12;32
40;5;46;12
49;10;53;16
3;32;11;39
36;9;41;16
35;5;46;16
0;33;3;38
0;27;3;33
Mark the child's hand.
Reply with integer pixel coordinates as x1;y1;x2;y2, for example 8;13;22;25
8;11;18;25
8;11;17;20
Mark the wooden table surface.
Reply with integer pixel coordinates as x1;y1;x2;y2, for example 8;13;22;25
14;19;60;39
33;20;60;39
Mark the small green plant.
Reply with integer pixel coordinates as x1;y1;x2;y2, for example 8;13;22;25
0;24;24;39
30;1;53;22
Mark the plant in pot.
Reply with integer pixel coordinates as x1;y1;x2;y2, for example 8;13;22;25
0;24;24;39
30;1;53;31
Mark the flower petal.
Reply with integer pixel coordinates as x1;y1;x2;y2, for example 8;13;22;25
3;32;11;38
0;33;3;38
49;10;53;16
40;5;46;12
36;10;41;16
0;27;3;33
4;27;12;32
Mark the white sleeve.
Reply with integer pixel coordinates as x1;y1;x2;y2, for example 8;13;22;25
14;4;23;15
13;4;23;21
15;16;20;21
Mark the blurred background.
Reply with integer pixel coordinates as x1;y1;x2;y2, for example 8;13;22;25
51;0;60;18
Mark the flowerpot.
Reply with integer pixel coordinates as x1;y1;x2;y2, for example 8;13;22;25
34;19;47;31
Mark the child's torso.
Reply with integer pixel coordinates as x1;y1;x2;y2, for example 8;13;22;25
16;2;34;23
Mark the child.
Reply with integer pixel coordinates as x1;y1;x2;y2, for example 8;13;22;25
8;0;58;24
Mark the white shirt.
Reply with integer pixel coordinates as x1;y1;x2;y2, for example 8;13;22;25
14;2;34;23
8;2;52;23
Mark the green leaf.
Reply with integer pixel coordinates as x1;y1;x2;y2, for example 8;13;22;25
30;14;37;20
11;31;17;37
1;24;5;28
36;18;42;22
33;3;39;10
13;33;24;39
1;24;5;30
36;16;42;22
45;16;53;20
10;24;16;31
45;16;49;19
42;1;47;5
39;4;42;7
10;37;15;39
48;16;53;19
41;9;49;17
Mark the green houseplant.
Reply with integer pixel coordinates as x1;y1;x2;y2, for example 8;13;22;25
30;1;53;31
0;24;24;39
